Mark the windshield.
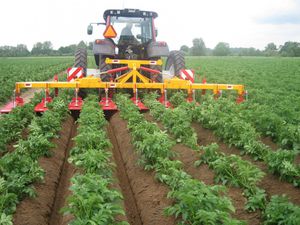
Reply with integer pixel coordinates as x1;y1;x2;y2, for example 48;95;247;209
110;16;153;44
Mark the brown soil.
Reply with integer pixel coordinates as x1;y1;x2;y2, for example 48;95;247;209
192;122;300;206
13;115;76;225
49;123;77;225
107;125;142;225
261;137;278;151
110;112;176;225
144;112;260;224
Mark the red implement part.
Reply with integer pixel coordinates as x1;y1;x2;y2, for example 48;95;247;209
54;75;59;97
186;97;194;103
99;97;118;111
0;97;24;114
158;95;172;108
202;78;207;95
130;97;148;110
105;66;128;74
140;66;161;74
34;97;53;112
236;94;245;104
69;97;83;111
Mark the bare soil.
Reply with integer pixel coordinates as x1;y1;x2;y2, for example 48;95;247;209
261;136;279;151
107;125;142;225
110;112;176;225
13;115;75;225
192;122;300;205
49;123;77;225
143;112;261;224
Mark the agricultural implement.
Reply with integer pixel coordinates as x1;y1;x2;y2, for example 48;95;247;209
0;9;246;114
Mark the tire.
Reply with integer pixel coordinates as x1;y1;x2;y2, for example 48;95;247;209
74;48;87;76
165;50;185;77
74;48;87;98
98;55;113;81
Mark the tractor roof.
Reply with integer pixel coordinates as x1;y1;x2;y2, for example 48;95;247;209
103;9;158;20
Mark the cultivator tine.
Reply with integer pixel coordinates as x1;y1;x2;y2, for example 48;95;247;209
130;87;148;111
34;88;52;112
54;75;59;97
0;90;24;114
202;78;207;96
99;88;118;111
236;90;247;104
158;89;171;108
186;89;196;103
69;88;83;111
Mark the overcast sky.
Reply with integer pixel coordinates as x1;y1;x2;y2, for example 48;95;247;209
1;0;300;50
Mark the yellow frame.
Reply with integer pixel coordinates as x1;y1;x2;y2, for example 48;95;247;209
14;59;245;96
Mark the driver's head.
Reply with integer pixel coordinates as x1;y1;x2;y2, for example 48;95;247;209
126;23;133;29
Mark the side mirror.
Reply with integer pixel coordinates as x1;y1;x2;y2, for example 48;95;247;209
87;24;93;35
155;28;158;37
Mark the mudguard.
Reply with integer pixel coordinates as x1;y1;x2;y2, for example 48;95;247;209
93;39;115;56
147;41;170;58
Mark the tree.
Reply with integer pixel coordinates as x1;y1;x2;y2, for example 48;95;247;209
264;43;278;56
213;42;230;56
31;41;53;55
190;38;206;56
180;45;189;55
77;40;87;48
58;44;77;55
16;44;30;56
31;42;43;55
88;42;93;51
279;42;300;57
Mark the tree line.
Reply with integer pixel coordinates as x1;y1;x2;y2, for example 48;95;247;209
0;39;300;57
0;41;92;57
180;38;300;57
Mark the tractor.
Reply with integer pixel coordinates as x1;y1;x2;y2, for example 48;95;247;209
77;8;185;83
0;8;246;114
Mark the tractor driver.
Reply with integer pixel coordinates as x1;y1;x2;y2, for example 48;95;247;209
119;23;139;45
120;23;133;36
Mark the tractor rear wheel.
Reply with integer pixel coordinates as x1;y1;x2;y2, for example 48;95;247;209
74;48;87;76
165;50;185;77
99;55;112;81
74;48;87;98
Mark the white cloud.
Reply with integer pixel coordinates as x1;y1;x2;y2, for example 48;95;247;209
0;0;300;50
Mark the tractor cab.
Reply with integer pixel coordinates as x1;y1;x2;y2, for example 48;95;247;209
105;10;156;45
88;9;170;79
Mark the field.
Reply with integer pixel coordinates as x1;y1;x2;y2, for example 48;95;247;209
0;56;300;225
0;57;73;104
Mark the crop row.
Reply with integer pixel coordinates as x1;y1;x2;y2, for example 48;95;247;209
116;94;244;224
0;96;68;224
144;93;268;213
191;96;300;187
143;93;198;150
189;57;300;125
142;94;300;224
189;57;300;151
62;96;128;225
